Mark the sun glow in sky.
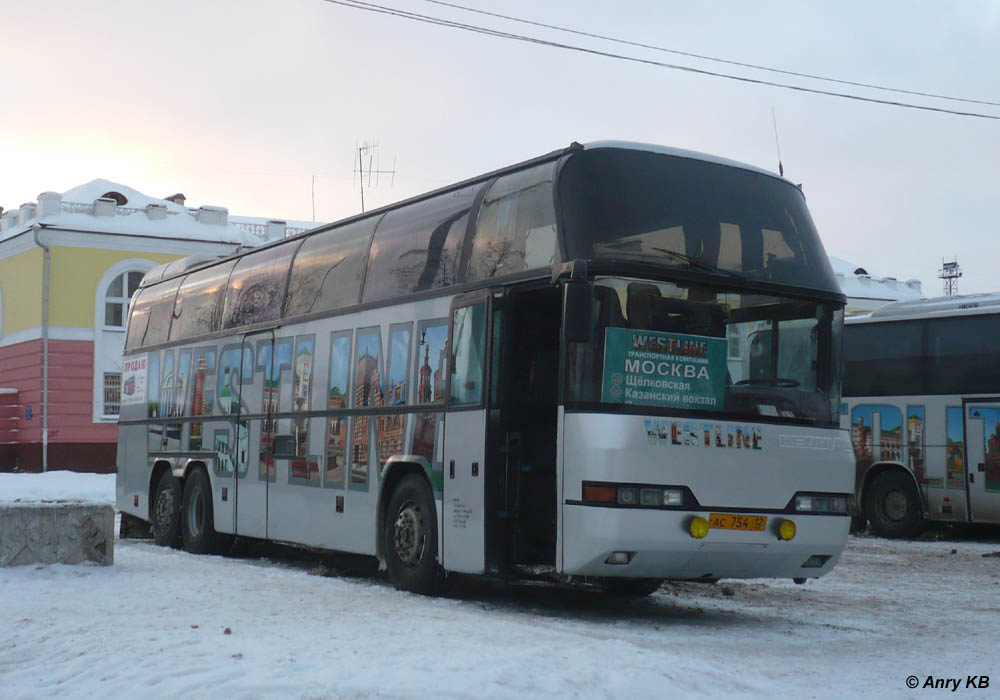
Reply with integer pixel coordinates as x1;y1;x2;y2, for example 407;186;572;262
2;0;998;293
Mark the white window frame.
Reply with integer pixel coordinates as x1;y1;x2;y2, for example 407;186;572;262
103;372;122;416
103;270;145;330
93;259;158;422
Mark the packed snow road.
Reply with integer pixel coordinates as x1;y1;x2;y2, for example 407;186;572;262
1;473;998;699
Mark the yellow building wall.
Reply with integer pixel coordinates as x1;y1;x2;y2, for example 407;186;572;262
0;248;43;335
49;248;180;327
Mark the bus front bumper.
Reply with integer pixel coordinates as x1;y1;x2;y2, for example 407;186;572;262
561;503;850;580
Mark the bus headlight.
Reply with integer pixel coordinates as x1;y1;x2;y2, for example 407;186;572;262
663;489;684;506
794;495;849;514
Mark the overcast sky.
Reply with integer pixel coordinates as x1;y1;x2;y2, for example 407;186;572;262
2;0;997;294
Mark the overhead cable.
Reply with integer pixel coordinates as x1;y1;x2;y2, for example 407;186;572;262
320;0;1000;121
420;0;1000;108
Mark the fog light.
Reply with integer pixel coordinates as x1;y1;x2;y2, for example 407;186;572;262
605;551;633;565
617;487;638;505
640;488;661;506
778;519;797;541
663;489;683;506
689;516;709;539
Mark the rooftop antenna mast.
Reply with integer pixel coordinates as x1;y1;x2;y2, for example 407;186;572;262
354;141;397;213
771;107;784;177
938;258;962;296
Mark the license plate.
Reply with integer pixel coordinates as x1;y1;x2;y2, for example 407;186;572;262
708;513;767;531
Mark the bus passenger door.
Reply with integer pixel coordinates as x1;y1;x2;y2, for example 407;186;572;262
964;400;1000;524
236;331;274;539
442;294;490;574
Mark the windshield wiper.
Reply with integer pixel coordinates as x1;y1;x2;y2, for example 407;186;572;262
648;247;746;281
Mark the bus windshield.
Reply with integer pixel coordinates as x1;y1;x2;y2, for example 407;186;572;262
565;277;844;426
558;148;840;296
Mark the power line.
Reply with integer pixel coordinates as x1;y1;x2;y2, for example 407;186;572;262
420;0;1000;108
320;0;1000;121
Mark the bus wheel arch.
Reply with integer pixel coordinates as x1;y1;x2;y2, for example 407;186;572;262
380;468;442;594
862;464;926;539
150;461;182;548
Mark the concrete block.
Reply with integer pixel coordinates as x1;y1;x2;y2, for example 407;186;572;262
0;503;114;566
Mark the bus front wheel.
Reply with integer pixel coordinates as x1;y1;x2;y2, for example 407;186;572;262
384;474;442;595
151;471;182;548
863;470;924;539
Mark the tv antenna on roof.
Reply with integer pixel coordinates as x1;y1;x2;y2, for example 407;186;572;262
771;107;784;177
353;141;396;213
938;258;962;296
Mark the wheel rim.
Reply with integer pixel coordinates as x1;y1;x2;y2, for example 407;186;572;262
155;487;175;530
188;486;204;538
882;489;908;522
393;499;426;568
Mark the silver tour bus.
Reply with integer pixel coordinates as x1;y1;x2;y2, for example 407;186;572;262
842;293;1000;537
116;142;853;595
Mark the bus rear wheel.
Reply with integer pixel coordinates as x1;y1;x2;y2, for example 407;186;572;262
863;470;924;539
181;468;227;554
151;471;182;548
384;474;441;595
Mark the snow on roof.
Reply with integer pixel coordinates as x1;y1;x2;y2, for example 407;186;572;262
0;179;322;247
829;256;923;305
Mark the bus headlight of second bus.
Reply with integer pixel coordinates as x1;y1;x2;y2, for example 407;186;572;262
794;495;848;514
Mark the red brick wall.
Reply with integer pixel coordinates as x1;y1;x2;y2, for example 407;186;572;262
0;338;118;471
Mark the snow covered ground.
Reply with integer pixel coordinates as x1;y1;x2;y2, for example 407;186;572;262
1;472;998;699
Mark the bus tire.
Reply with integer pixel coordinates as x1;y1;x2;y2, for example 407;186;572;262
863;470;924;539
181;468;225;555
151;471;182;548
384;474;441;595
602;578;664;598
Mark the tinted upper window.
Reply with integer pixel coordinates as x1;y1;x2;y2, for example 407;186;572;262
925;315;1000;394
284;218;377;318
362;185;480;303
467;163;559;282
125;278;182;350
843;320;924;396
222;243;298;329
558;149;839;295
169;261;236;342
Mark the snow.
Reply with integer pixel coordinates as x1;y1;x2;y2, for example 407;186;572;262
0;179;320;247
829;256;924;310
0;471;115;505
2;472;998;699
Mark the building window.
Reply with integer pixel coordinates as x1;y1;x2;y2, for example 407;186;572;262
103;373;122;416
104;271;145;328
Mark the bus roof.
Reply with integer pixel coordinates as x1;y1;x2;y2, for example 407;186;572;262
846;292;1000;323
584;141;787;183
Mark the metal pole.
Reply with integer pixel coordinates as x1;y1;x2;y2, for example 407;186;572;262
32;224;50;472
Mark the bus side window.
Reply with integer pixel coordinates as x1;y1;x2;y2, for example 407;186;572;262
284;218;377;318
450;304;486;406
362;186;479;304
467;163;558;283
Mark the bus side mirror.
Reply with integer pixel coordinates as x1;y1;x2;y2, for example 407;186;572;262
563;281;593;343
